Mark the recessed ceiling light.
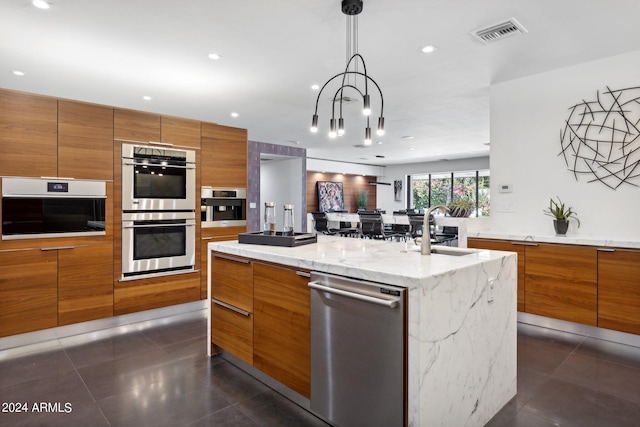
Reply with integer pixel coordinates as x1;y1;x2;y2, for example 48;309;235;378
311;84;320;91
421;45;437;53
231;112;239;118
142;96;152;101
32;0;50;9
12;70;25;76
376;141;383;145
208;53;221;60
402;135;414;140
409;147;415;151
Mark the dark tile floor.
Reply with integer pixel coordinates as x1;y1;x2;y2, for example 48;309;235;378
1;312;639;427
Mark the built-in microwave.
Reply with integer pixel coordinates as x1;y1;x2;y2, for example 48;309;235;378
201;187;247;228
1;177;106;240
122;143;196;212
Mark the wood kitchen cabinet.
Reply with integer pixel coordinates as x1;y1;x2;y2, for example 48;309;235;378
201;123;247;188
114;273;200;315
114;109;161;142
114;108;201;149
0;242;115;337
58;100;114;180
467;238;526;312
201;228;247;299
58;243;113;326
525;243;597;326
210;252;254;365
0;249;58;337
597;248;640;335
253;262;311;398
0;89;58;178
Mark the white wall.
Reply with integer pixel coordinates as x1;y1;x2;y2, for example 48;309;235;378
489;50;640;240
377;157;490;213
260;158;303;232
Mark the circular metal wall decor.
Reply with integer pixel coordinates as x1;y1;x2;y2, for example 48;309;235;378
560;85;640;189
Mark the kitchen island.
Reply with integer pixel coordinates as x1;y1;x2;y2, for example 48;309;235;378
208;235;517;427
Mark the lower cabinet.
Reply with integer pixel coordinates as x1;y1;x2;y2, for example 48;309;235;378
209;253;311;397
210;252;254;366
524;243;597;326
597;248;640;335
114;272;200;315
58;243;114;325
0;243;114;337
253;263;311;398
0;249;58;337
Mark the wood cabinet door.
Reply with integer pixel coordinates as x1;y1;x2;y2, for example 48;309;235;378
161;116;201;149
58;243;114;326
114;109;160;142
525;243;597;326
0;89;57;177
58;100;114;180
211;300;253;365
467;238;525;312
210;252;253;311
201;123;247;188
0;249;58;337
598;249;640;335
253;263;310;398
201;234;246;299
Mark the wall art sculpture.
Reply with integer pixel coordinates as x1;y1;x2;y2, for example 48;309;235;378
560;85;640;189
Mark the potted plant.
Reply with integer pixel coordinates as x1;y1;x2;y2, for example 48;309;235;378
447;198;474;217
356;190;368;211
543;196;580;235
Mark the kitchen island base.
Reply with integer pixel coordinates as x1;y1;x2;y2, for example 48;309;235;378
208;236;517;426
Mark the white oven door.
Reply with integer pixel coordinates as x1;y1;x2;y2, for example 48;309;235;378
122;212;195;279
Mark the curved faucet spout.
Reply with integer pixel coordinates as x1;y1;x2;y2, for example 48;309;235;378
421;205;449;255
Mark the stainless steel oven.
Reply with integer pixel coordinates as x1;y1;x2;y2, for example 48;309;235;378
201;187;247;228
122;211;195;279
2;177;106;240
122;143;196;211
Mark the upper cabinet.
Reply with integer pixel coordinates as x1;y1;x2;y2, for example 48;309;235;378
161;116;201;149
201;123;247;188
0;89;58;177
114;109;160;142
58;100;114;180
114;109;201;149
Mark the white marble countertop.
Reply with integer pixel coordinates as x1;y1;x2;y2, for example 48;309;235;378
470;231;640;249
208;235;512;288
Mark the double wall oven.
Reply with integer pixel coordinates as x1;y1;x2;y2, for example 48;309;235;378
121;143;196;279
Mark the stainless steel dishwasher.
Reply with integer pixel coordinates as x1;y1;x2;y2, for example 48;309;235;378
308;271;406;427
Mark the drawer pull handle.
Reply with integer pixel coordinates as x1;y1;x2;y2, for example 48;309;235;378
40;245;75;251
296;271;311;278
211;298;251;317
213;253;250;264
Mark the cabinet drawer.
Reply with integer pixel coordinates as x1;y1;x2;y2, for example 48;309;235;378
211;299;253;365
211;252;253;311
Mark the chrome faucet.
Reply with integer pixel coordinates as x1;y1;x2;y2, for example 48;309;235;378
421;205;449;255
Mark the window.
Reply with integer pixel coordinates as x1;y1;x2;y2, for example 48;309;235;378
409;169;490;217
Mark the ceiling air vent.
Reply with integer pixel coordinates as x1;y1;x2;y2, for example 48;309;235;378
471;18;527;44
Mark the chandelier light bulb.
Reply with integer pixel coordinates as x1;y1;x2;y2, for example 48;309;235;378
310;114;319;133
364;127;372;145
329;118;337;138
337;118;345;136
377;116;385;136
363;94;371;116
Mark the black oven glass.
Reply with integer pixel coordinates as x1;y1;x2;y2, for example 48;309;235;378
134;164;187;200
2;198;106;236
132;222;186;260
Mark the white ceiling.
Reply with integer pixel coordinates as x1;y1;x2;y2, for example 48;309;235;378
3;0;640;166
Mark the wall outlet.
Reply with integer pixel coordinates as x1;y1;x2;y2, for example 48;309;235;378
249;202;257;209
487;278;495;303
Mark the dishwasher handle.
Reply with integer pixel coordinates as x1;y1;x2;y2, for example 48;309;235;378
308;281;399;308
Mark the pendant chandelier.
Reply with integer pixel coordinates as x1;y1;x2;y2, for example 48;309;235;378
310;0;384;146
